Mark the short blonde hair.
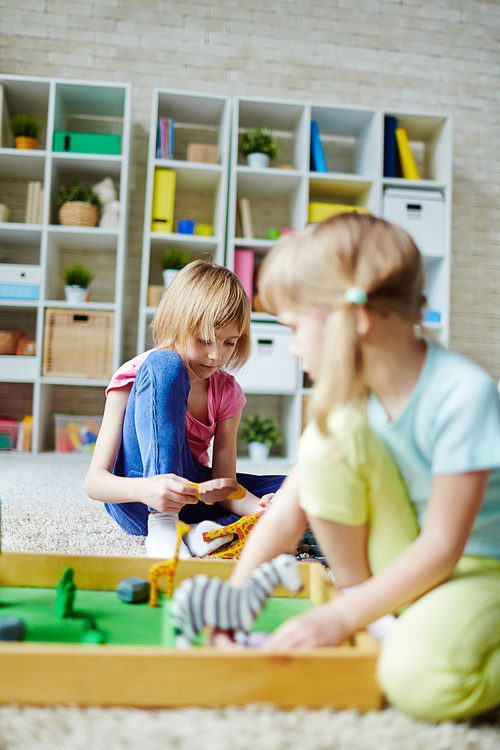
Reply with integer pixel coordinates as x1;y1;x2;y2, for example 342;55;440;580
258;213;426;432
151;259;251;370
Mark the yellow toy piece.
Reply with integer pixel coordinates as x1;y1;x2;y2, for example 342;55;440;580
202;509;265;559
149;520;191;606
183;479;246;505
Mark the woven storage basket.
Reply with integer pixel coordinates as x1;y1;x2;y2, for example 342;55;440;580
42;308;114;379
59;201;99;227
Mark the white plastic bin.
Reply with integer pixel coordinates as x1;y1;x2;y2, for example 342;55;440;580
54;414;103;453
383;189;445;257
235;323;298;394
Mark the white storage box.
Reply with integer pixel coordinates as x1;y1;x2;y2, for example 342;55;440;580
0;264;41;300
383;189;445;257
235;323;299;394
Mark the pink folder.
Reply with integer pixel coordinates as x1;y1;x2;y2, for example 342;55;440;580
234;248;255;300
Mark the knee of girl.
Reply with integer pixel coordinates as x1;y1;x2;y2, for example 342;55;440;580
377;637;465;722
141;349;187;387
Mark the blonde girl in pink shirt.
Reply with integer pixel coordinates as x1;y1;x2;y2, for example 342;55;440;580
85;261;283;558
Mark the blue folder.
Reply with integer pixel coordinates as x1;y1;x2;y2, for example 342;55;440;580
310;121;328;173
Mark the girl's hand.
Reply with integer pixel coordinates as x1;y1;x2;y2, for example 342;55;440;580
141;474;200;513
263;602;351;651
208;629;239;650
258;492;275;507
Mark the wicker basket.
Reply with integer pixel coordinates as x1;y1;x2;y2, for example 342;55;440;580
59;201;99;227
42;308;114;379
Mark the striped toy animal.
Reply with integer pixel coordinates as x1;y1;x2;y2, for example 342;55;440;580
170;553;303;648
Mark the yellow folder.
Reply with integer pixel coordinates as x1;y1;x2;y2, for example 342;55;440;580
308;202;370;224
395;128;420;180
151;169;176;233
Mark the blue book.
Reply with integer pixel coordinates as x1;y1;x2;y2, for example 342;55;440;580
384;116;398;178
310;121;327;173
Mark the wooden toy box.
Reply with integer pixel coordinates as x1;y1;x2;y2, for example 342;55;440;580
0;551;382;710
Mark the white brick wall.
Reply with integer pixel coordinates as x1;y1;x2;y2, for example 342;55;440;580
1;0;500;377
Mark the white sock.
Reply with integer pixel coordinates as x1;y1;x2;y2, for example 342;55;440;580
184;520;233;557
145;512;192;559
340;585;397;644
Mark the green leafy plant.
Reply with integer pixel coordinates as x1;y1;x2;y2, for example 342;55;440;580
240;414;282;448
10;114;40;139
61;263;95;288
240;128;279;160
160;247;190;270
57;181;101;209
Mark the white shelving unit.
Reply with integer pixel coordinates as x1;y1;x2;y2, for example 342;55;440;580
0;75;131;451
137;89;231;353
227;96;452;471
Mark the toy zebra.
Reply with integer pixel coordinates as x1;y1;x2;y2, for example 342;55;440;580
170;553;303;648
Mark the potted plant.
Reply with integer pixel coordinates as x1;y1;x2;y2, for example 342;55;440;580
160;247;190;287
61;263;95;304
240;414;282;461
10;115;40;150
57;181;101;227
240;128;279;169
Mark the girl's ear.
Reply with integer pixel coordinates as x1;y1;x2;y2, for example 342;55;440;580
355;306;371;337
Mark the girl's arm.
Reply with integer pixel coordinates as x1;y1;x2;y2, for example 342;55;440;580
211;411;271;515
84;386;199;512
265;469;489;650
229;465;308;584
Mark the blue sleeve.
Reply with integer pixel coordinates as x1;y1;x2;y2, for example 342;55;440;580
431;375;500;474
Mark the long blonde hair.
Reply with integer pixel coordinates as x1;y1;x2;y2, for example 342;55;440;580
258;213;426;433
151;259;251;370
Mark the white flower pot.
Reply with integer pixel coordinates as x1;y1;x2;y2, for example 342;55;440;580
248;441;270;462
163;269;180;287
247;152;270;169
65;285;88;304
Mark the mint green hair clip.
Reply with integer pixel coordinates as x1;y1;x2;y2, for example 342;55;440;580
345;287;367;305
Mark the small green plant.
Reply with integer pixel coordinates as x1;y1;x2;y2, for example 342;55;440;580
160;247;190;270
240;128;279;160
10;114;40;139
57;181;101;209
240;414;282;448
62;263;95;288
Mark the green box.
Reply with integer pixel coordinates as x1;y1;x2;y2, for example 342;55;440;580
53;131;121;155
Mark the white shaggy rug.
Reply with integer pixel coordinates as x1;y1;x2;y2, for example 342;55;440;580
1;452;500;750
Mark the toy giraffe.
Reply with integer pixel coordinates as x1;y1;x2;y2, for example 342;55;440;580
201;509;265;559
149;519;191;606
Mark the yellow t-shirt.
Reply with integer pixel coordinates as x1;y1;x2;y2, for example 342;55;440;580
298;406;418;575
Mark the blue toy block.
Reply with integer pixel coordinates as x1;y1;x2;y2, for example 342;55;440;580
117;576;150;603
0;617;25;641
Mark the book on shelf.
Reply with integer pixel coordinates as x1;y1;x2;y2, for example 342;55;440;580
0;84;14;148
395;128;420;180
310;121;327;173
383;116;399;178
25;182;34;224
156;117;175;160
238;198;254;239
151;169;176;233
25;181;43;224
235;199;243;237
34;185;44;224
234;248;255;300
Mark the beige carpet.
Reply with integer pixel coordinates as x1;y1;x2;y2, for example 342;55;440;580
1;452;500;750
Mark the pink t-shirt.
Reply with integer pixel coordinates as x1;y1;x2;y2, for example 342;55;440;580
107;349;246;466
